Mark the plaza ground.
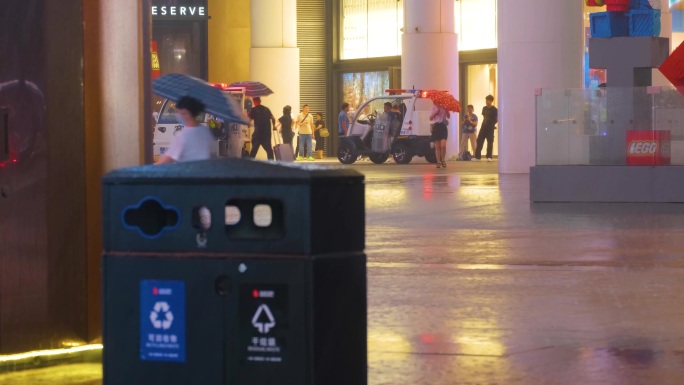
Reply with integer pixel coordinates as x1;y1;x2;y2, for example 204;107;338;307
4;160;684;384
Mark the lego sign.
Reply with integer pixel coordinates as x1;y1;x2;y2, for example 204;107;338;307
626;130;671;165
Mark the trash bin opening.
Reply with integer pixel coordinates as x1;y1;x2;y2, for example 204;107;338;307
225;205;241;225
191;206;212;232
122;197;180;239
224;199;284;240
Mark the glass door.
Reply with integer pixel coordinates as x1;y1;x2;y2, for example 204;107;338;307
464;63;498;157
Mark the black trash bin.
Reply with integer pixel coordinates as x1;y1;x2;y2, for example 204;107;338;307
102;159;366;385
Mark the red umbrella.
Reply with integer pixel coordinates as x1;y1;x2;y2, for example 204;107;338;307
423;90;461;113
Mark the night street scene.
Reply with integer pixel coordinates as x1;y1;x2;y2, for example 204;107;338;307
3;1;684;385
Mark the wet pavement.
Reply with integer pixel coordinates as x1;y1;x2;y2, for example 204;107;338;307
363;161;684;385
4;160;684;384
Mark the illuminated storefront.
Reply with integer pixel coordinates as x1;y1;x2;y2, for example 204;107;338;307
150;0;252;115
151;0;209;80
331;0;498;154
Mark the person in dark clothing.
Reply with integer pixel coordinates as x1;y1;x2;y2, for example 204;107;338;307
314;113;326;158
474;94;498;162
277;105;294;150
248;96;276;160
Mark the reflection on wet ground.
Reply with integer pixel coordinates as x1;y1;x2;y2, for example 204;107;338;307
4;161;684;384
362;162;684;384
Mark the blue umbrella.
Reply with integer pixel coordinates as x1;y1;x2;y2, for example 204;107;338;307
153;74;249;125
229;81;274;97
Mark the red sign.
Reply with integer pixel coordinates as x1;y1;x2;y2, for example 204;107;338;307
151;40;161;79
626;130;671;166
605;0;629;11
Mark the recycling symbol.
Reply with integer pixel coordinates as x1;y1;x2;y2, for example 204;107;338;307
252;304;276;334
150;301;174;330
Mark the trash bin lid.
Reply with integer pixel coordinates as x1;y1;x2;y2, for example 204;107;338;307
103;158;364;186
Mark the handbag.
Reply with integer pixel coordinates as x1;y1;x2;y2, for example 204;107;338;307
319;127;330;138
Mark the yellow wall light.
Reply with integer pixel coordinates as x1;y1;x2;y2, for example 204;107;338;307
0;344;103;363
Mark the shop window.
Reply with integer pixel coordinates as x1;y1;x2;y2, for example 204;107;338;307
341;0;404;60
158;101;179;124
454;0;497;51
342;71;390;111
157;100;207;124
583;2;607;88
341;0;498;59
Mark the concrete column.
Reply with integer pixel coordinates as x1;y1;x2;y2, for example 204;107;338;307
498;0;584;173
207;0;251;84
84;0;149;340
250;0;300;136
97;0;147;170
402;0;460;159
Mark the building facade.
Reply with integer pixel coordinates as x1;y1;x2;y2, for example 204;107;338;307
149;0;681;167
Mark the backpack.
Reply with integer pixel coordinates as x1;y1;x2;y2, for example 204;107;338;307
463;151;472;161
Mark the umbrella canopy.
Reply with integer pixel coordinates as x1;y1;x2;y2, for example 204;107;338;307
424;90;462;113
229;81;274;98
153;74;249;125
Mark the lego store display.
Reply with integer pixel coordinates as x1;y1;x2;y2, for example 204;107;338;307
588;0;661;37
586;0;670;165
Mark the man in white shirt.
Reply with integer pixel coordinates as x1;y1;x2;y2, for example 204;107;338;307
155;96;217;164
295;104;315;161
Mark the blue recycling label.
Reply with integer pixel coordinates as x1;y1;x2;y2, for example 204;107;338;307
140;280;186;362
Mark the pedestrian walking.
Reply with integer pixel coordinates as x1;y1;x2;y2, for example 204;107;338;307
249;96;277;160
277;105;295;156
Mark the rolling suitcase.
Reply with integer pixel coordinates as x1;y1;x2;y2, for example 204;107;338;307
273;129;294;162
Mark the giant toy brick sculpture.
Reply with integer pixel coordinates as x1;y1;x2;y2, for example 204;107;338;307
587;0;669;164
659;43;684;94
589;0;661;38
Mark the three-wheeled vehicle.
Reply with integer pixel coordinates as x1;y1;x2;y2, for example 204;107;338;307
337;90;441;165
153;84;249;161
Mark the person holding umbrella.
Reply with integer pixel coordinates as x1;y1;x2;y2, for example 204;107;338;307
155;96;216;164
430;104;450;169
228;81;277;160
424;90;461;168
152;73;250;164
248;96;277;160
